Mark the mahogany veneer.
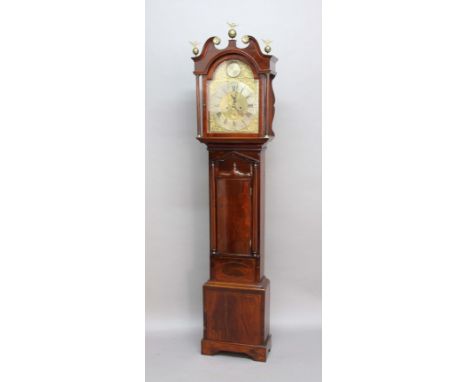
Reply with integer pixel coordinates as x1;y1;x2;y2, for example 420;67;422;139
192;32;277;362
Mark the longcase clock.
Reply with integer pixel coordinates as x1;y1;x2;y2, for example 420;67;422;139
191;24;277;362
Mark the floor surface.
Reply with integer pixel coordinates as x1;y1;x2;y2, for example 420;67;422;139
146;326;321;381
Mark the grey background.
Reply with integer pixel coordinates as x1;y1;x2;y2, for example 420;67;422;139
146;0;321;379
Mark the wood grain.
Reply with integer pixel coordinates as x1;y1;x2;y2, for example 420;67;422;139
193;34;277;362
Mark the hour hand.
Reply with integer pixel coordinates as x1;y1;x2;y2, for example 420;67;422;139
230;93;237;105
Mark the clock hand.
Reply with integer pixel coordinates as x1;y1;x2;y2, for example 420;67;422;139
230;93;238;108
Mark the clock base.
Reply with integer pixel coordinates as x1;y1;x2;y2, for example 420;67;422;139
201;335;272;362
201;277;271;362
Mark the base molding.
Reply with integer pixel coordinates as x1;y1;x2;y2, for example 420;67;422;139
201;335;272;362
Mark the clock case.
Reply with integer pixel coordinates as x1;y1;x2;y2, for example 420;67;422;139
193;36;277;362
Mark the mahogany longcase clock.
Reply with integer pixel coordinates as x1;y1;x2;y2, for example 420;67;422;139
191;24;277;362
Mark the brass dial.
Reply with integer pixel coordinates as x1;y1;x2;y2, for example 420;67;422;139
208;60;259;133
210;82;257;131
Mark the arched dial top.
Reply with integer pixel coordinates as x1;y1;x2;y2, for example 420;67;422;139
208;60;259;134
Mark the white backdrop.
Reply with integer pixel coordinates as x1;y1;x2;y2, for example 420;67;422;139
146;0;321;379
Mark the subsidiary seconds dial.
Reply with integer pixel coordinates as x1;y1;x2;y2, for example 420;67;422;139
226;61;241;77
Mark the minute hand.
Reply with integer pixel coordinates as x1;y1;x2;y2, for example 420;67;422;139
231;93;238;104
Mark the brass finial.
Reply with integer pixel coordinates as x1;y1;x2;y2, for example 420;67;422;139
262;39;272;54
241;35;250;44
227;22;237;38
213;36;221;45
190;41;200;56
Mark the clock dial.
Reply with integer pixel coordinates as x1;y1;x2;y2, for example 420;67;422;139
210;81;257;131
208;60;259;134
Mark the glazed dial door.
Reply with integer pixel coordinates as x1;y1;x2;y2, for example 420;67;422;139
207;60;259;134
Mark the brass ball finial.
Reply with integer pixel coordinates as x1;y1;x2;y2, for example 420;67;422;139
262;39;272;54
241;35;250;44
213;36;221;45
190;41;200;56
227;22;237;38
